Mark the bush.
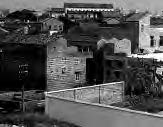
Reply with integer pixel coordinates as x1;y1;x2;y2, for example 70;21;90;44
0;113;81;127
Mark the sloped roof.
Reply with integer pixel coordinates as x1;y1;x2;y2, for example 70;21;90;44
51;8;65;13
150;16;163;25
64;3;113;9
0;27;9;33
1;32;58;45
126;12;149;22
67;34;99;43
104;18;120;24
40;18;63;25
102;11;123;18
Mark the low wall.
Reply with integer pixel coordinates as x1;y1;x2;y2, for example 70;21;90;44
45;81;163;127
48;82;124;105
46;96;163;127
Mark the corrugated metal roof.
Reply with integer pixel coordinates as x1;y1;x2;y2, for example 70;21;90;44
64;3;113;9
150;25;163;28
104;18;120;24
126;12;149;22
40;18;63;25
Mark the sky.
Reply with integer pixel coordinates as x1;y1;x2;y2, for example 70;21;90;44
0;0;162;13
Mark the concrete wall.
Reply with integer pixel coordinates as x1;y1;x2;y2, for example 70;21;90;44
100;23;139;53
46;96;163;127
139;15;151;49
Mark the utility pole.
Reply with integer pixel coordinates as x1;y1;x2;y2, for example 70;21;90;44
18;63;28;112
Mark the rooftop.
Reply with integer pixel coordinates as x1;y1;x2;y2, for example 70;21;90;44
51;8;65;13
126;12;149;22
0;32;58;46
64;3;113;9
40;18;63;25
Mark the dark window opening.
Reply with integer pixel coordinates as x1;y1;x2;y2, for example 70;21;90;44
159;36;163;46
141;24;144;32
78;47;83;52
150;36;155;47
75;72;80;81
114;71;121;79
49;25;51;30
105;60;112;68
106;70;111;76
61;67;66;74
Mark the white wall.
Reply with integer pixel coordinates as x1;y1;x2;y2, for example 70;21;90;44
46;96;163;127
139;14;151;49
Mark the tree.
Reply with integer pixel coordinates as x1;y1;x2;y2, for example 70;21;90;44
58;15;79;33
0;113;80;127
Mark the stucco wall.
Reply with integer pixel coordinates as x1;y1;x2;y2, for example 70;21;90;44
47;38;93;91
139;15;151;49
46;97;163;127
47;55;87;91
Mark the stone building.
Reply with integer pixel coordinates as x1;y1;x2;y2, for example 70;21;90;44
47;37;93;91
40;18;63;33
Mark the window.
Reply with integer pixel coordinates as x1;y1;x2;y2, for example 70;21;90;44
141;24;144;32
59;25;62;31
61;66;66;74
49;25;51;30
74;58;80;65
78;47;83;52
75;72;80;81
159;36;163;46
150;36;155;47
61;57;68;63
53;25;58;30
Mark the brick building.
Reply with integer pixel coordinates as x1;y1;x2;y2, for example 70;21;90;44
47;37;93;91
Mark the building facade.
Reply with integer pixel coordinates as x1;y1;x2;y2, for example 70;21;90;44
47;37;93;91
50;8;65;18
40;18;63;33
64;3;114;22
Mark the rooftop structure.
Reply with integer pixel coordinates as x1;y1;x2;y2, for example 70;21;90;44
64;3;114;13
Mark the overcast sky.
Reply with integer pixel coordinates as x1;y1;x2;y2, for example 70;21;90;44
0;0;162;13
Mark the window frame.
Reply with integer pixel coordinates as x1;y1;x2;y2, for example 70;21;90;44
75;72;80;81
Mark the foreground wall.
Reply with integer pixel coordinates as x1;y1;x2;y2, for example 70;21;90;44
46;96;163;127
